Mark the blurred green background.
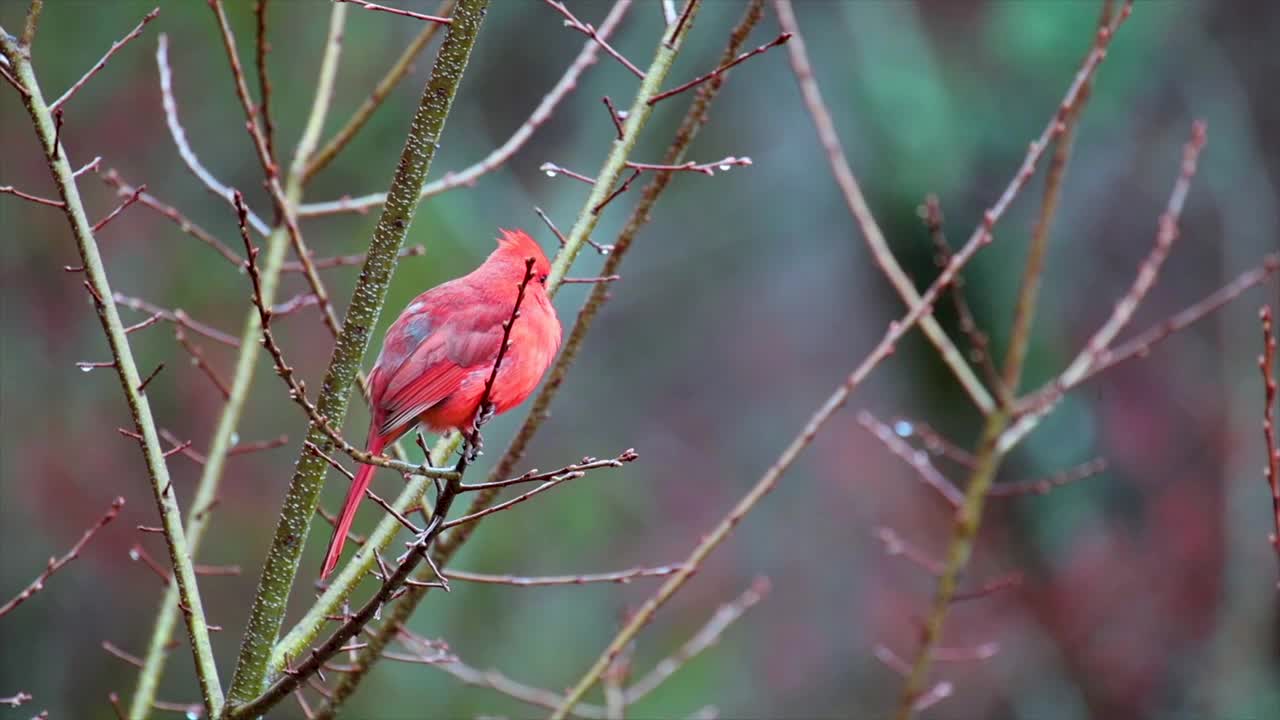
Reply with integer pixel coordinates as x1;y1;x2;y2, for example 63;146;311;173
3;1;1280;718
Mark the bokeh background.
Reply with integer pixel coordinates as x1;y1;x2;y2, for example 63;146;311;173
4;1;1280;718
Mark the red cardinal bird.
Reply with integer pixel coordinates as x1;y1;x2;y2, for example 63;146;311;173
320;229;561;578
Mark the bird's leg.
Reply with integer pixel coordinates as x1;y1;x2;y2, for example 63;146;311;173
463;402;495;462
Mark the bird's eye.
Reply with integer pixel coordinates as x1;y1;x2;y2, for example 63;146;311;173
538;273;549;284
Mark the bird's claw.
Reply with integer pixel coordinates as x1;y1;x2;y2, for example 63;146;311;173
463;430;484;462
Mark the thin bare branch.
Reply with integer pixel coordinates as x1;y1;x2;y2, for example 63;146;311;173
921;196;1003;395
0;498;124;618
103;641;146;669
444;564;684;587
434;657;608;718
114;294;239;347
648;33;790;105
91;183;145;232
625;578;770;703
875;526;944;576
459;451;638;491
0;184;63;208
1262;306;1280;565
100;169;243;267
337;0;452;24
544;0;642;78
283;244;426;272
254;0;276;163
442;453;636;530
50;8;159;111
986;458;1107;497
858;411;964;507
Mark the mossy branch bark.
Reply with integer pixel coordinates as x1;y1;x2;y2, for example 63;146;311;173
0;27;225;716
223;0;491;708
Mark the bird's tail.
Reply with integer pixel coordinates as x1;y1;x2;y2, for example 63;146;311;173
321;432;387;579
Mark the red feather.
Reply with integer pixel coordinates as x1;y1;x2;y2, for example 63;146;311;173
320;230;560;578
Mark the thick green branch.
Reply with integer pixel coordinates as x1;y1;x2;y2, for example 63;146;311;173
223;0;490;708
0;27;224;716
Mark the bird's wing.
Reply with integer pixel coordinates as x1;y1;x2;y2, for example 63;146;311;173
373;295;503;436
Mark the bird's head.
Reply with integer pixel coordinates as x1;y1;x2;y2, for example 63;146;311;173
494;228;553;287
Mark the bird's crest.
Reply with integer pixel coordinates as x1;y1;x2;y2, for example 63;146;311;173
496;228;547;261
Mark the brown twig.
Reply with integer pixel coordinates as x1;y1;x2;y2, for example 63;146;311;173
986;458;1107;497
304;441;425;536
1046;121;1209;403
227;435;290;457
443;564;684;587
175;327;232;400
161;428;207;465
667;0;695;48
858;411;964;507
337;0;452;24
284;245;426;272
602;96;626;139
0;61;28;96
0;498;124;617
459;451;638;491
875;527;944;576
1260;306;1280;563
561;275;621;284
130;544;173;586
542;156;753;185
535;205;612;255
443;453;637;529
136;362;166;393
543;0;642;78
920;196;1003;395
103;641;146;669
624;578;770;703
49;8;159;112
113;294;239;347
433;656;608;718
91;184;145;232
72;156;102;178
254;0;276;163
891;417;976;468
123;312;164;336
648;33;790;105
593;168;642;214
100;169;243;267
0;184;64;208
